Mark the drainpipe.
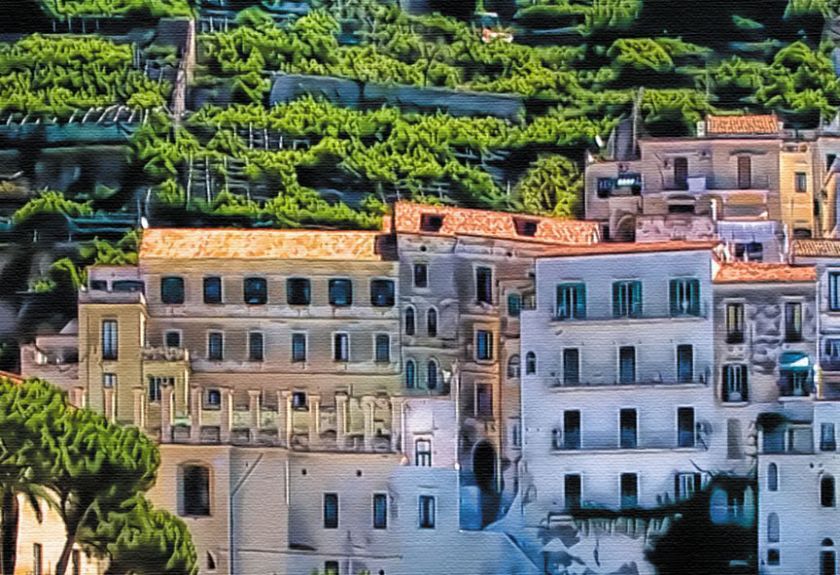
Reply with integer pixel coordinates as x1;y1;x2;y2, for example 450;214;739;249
229;453;264;575
817;278;823;399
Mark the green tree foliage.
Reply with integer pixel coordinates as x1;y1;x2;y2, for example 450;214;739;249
12;190;93;225
41;0;192;17
0;35;171;118
96;496;197;575
0;378;66;575
514;155;582;217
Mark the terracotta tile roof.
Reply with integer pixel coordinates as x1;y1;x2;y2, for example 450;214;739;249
714;262;816;284
705;114;780;135
140;229;391;261
393;202;600;245
792;239;840;258
537;240;719;258
0;371;23;384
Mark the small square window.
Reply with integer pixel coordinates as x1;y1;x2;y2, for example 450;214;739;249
371;280;395;307
206;389;221;408
102;373;116;388
767;548;780;566
420;214;444;232
204;277;222;304
161;277;185;304
165;331;181;348
329;279;353;307
243;277;267;305
287;278;311;305
292;391;307;410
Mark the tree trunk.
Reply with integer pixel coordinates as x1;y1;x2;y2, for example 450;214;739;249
0;490;19;575
54;530;76;575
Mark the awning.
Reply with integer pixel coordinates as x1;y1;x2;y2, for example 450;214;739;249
779;351;811;372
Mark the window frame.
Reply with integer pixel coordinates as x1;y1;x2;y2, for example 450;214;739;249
563;348;580;385
676;344;693;383
203;276;222;305
784;301;803;342
620;473;639;509
161;276;185;305
475;266;493;305
405;359;416;389
328;278;353;307
164;330;182;348
618;346;636;384
180;464;211;517
830;272;840;312
677;407;696;448
413;263;429;289
373;493;388;529
555;283;586;320
248;331;264;362
333;332;350;363
374;333;391;363
722;363;749;402
370;279;396;307
323;493;339;529
207;331;224;361
612;280;643;318
669;278;701;317
415;438;432;467
619;408;638;449
475;330;494;361
102;319;118;360
286;278;311;306
725;302;745;344
404;306;416;336
243;277;268;305
418;495;436;529
291;332;307;363
426;307;438;337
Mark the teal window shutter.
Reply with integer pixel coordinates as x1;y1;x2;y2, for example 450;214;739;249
576;284;586;319
631;281;642;316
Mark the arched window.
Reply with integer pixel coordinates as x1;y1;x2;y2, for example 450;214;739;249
525;352;537;375
427;308;438;337
180;464;210;516
822;474;836;507
507;355;521;379
768;463;778;492
427;359;438;390
823;541;837;575
206;552;217;571
405;359;416;389
405;307;416;336
767;513;780;543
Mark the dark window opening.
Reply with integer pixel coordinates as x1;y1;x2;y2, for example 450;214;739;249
513;217;539;236
248;332;264;361
678;407;695;448
208;332;223;361
161;276;185;304
620;408;637;449
563;349;580;385
563;410;581;450
413;263;428;288
243;277;267;305
373;493;388;529
203;277;222;304
565;474;581;510
419;495;435;528
420;214;444;232
182;465;210;516
324;493;339;528
112;280;144;293
286;278;311;305
292;333;307;362
476;267;493;304
673;157;688;190
329;279;353;307
371;279;395;307
620;473;638;509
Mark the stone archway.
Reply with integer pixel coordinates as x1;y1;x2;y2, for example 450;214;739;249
614;214;636;242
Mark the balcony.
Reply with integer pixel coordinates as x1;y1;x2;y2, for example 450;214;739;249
662;174;770;193
142;345;189;362
552;302;709;324
548;376;708;389
551;429;705;452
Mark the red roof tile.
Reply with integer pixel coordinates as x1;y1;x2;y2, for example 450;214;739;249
706;115;780;135
393;202;600;245
792;239;840;258
0;371;23;384
536;240;719;258
140;229;391;261
714;262;816;284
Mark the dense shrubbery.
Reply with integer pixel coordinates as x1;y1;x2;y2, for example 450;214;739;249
0;35;171;118
40;0;192;17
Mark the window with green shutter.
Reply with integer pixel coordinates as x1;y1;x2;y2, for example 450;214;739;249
613;280;642;318
670;278;701;316
556;283;586;320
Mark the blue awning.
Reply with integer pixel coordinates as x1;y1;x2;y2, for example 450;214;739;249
780;352;811;371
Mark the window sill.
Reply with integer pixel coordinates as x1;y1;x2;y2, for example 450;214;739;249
722;401;749;407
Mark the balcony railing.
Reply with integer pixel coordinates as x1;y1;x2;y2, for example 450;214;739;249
552;302;709;323
662;174;770;193
551;429;703;451
549;376;708;388
142;345;189;362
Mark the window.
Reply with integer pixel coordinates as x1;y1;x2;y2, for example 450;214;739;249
823;475;836;507
597;177;614;198
619;346;635;384
670;278;701;316
404;307;416;336
291;333;307;362
292;392;307;410
672;156;688;189
203;277;222;304
286;278;311;305
826;339;840;366
767;548;780;566
725;303;745;343
556;283;586;320
525;351;536;375
207;332;223;361
243;277;267;305
165;330;181;348
181;465;210;516
475;330;493;361
420;213;444;232
33;544;42;575
677;344;693;383
678;407;695;448
371;280;395;307
565;475;582;510
822;549;836;575
823;423;837;451
828;272;840;311
375;334;390;363
426;360;439;389
563;349;580;385
734;241;764;262
414;263;428;288
620;408;637;449
415;439;432;466
781;368;810;397
113;280;144;293
148;376;163;402
675;472;701;501
613;280;642;318
324;493;339;528
405;359;416;389
511;419;521;447
373;493;388;529
427;308;437;337
333;333;349;362
768;463;778;491
418;495;435;529
785;302;803;342
248;332;264;361
101;372;116;390
161;276;185;304
620;473;638;509
507;355;521;379
324;562;339;575
206;552;216;572
722;364;748;402
795;171;808;193
476;384;492;418
476;267;493;304
728;418;744;460
102;320;118;360
514;217;539;236
206;389;221;408
563;411;581;450
508;293;522;317
737;155;751;189
329;279;353;306
90;279;107;291
767;512;780;543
